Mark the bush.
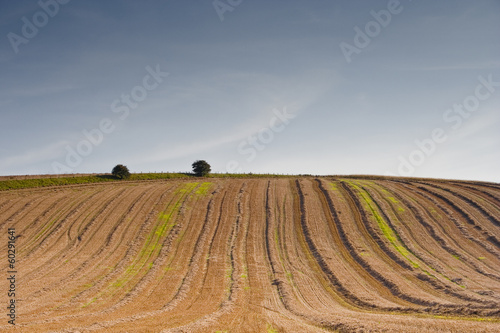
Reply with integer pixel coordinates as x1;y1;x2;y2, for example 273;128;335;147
112;164;131;179
192;160;211;177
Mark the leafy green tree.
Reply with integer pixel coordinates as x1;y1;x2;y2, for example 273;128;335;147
192;160;211;177
112;164;131;179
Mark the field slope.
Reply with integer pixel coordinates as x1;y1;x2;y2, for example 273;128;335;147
1;177;499;332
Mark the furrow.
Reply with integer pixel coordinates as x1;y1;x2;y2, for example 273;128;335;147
313;178;416;309
381;181;500;282
359;181;498;307
416;184;500;253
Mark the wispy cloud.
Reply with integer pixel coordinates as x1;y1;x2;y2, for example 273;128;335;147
452;108;500;141
0;140;69;172
1;84;77;99
394;61;500;71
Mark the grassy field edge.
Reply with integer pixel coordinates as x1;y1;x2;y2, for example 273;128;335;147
1;173;498;191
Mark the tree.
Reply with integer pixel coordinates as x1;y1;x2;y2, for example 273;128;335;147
192;160;211;177
112;164;130;179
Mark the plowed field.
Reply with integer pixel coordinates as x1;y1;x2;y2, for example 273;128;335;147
1;177;499;332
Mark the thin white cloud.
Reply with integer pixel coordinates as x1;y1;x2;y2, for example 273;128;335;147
1;84;77;99
138;105;300;163
132;68;333;164
0;140;69;171
451;108;500;140
395;61;500;71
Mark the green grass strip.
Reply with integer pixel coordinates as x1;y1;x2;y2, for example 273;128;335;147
0;173;190;191
195;182;212;195
98;182;198;301
345;180;419;267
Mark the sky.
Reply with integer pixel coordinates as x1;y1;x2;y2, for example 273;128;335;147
1;0;499;182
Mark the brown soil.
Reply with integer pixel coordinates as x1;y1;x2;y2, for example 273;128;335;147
1;177;499;332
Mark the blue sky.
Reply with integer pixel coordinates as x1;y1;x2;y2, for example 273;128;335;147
1;0;499;182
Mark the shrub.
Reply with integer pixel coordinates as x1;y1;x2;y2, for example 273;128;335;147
112;164;131;179
192;160;211;177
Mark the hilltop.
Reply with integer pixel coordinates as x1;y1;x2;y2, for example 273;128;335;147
1;176;499;332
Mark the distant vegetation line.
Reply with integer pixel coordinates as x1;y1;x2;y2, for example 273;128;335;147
0;173;186;190
0;172;497;191
0;172;291;190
